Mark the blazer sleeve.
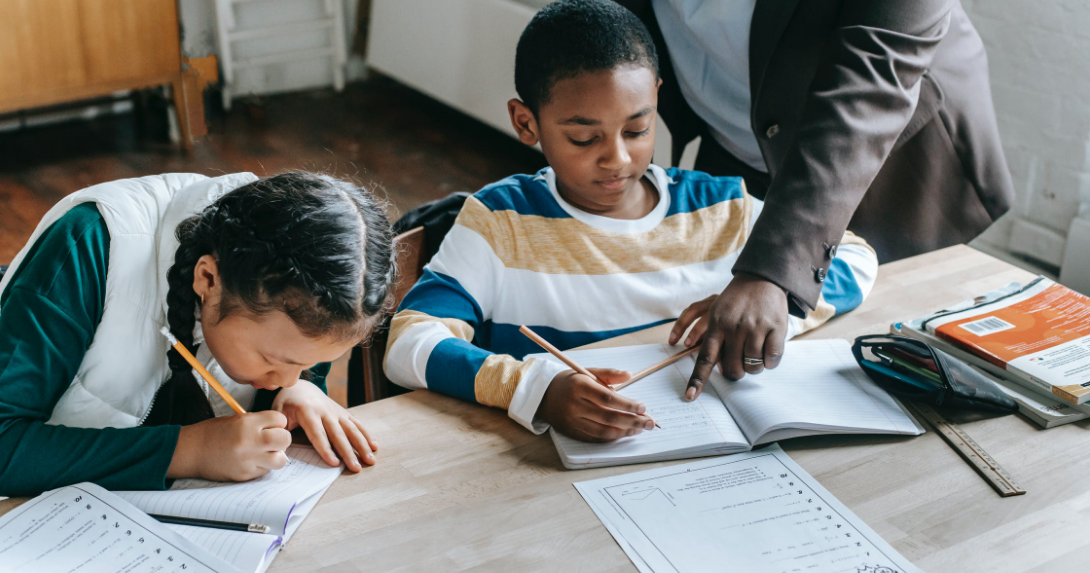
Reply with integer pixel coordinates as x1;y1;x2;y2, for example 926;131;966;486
733;0;953;316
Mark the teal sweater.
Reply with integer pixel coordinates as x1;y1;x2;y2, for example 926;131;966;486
0;204;329;496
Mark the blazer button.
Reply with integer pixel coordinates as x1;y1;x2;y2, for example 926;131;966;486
766;124;780;138
814;267;826;283
829;244;837;258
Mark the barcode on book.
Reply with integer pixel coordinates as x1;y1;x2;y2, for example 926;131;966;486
959;316;1015;337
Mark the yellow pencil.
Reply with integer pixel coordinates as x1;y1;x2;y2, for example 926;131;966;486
159;326;247;415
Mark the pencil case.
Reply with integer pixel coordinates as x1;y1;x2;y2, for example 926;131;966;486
851;334;1018;413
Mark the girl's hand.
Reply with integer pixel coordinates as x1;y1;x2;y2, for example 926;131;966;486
536;368;656;443
272;381;378;471
170;411;292;482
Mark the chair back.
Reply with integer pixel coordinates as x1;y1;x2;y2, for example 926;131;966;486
347;226;426;406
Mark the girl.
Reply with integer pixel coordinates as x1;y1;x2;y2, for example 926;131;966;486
0;171;396;496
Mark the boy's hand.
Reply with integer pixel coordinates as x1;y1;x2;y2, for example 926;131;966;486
537;368;656;442
683;273;788;400
171;411;291;482
273;381;378;472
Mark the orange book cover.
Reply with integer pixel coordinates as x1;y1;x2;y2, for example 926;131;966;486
926;278;1090;404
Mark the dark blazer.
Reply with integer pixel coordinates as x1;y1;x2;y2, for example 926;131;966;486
617;0;1013;315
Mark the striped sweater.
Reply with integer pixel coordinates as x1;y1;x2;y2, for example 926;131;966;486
384;165;878;433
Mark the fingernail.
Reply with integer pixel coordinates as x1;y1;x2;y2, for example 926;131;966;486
637;404;647;414
685;337;692;346
644;421;654;430
685;388;695;401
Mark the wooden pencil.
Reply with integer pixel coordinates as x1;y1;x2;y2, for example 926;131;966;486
518;325;601;382
159;326;247;415
519;325;660;429
610;346;700;391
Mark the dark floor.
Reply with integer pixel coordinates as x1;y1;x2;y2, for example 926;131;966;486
0;76;548;405
0;75;547;264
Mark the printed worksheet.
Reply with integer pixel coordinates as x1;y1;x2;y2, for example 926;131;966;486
575;445;921;573
0;482;239;573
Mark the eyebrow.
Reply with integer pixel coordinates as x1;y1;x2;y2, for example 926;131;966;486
268;352;307;366
557;107;653;126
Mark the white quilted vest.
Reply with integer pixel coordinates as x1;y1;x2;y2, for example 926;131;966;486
0;173;262;428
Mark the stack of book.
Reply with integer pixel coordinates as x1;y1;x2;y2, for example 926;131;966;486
894;276;1090;428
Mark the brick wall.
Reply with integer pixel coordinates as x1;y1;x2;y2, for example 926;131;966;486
963;0;1090;287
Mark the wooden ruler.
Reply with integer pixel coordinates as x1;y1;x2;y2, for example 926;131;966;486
909;402;1026;497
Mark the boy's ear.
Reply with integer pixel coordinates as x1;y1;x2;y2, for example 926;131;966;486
507;98;540;146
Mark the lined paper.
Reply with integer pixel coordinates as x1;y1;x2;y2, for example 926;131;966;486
167;524;280;573
116;445;341;538
711;339;924;444
532;345;749;468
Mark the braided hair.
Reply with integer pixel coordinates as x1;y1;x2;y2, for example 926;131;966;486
143;172;396;427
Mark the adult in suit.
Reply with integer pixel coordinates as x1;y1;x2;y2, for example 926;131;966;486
615;0;1014;396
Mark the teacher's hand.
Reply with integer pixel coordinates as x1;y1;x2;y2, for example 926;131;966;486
673;273;789;400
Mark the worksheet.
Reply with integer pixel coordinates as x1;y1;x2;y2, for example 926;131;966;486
0;482;239;573
575;445;921;573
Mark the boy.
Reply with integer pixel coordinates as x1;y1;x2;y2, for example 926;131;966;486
384;0;877;442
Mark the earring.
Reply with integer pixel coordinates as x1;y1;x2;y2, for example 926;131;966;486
200;294;205;305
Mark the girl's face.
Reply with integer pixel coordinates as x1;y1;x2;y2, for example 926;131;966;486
192;256;359;391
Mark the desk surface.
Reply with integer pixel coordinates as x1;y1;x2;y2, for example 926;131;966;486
6;245;1086;572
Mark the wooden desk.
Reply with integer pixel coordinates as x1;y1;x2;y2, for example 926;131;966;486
5;245;1086;572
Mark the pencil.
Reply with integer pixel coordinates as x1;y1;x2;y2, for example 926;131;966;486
150;513;271;534
519;325;660;429
610;345;699;391
518;325;600;382
159;326;247;415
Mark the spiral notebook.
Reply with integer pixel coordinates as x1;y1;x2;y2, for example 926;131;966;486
531;339;924;469
115;444;342;573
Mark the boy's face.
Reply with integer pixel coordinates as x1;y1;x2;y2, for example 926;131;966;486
509;65;661;215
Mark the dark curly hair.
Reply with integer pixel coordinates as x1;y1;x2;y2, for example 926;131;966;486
514;0;659;113
143;172;396;426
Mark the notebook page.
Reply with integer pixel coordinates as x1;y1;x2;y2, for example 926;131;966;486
0;482;239;573
116;445;341;537
710;339;923;444
167;524;281;573
531;344;749;468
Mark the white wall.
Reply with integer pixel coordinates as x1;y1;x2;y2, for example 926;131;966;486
963;0;1090;291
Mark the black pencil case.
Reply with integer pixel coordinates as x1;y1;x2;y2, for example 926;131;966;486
851;334;1018;413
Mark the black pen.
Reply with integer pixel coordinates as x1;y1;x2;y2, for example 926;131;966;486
151;513;272;534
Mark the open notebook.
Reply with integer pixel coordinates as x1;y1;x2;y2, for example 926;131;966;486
115;444;342;573
531;339;924;469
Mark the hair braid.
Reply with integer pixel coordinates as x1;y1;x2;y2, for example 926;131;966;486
143;218;216;426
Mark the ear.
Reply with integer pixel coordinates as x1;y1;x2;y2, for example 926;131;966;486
507;98;540;146
191;254;221;308
656;77;663;90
